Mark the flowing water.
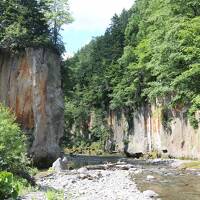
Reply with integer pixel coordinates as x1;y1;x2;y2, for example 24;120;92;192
134;165;200;200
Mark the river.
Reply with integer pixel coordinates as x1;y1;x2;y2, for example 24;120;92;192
65;154;200;200
21;155;200;200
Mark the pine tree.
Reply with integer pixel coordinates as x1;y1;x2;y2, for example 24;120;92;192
0;0;50;50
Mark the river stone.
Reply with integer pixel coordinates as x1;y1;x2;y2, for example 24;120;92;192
146;175;155;180
52;158;63;172
128;168;137;172
143;190;158;198
78;167;88;174
79;173;90;179
133;169;143;175
116;164;133;170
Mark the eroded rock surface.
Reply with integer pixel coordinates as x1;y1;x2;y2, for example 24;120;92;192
0;48;64;167
106;107;200;159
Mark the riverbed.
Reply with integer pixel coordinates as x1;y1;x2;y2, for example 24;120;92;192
21;155;200;200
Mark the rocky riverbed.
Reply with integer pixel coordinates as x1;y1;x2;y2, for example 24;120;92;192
21;163;159;200
20;156;200;200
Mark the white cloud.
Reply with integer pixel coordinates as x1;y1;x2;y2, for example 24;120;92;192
64;0;133;31
62;0;134;53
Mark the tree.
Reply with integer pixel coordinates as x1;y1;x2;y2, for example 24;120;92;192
0;0;51;50
0;0;73;53
43;0;73;47
62;9;132;148
63;0;200;141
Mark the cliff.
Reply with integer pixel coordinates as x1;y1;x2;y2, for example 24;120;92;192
0;48;64;168
107;104;200;159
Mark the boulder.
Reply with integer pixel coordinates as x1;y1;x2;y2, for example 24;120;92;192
52;158;63;172
143;190;158;198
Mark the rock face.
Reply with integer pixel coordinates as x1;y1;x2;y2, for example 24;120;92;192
107;104;200;159
0;48;64;167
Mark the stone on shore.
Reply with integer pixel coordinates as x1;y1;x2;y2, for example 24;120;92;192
22;168;155;200
52;158;63;172
146;175;155;180
143;190;159;198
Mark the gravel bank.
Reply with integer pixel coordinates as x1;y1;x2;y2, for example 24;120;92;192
21;168;158;200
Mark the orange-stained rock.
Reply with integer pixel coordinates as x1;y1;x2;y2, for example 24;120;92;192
0;48;64;168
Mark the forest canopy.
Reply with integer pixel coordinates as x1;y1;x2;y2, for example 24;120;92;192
63;0;200;147
0;0;72;53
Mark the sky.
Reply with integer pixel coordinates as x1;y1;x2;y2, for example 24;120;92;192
62;0;133;57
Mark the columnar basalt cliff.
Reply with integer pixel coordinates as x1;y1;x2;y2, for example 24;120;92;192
0;48;64;168
106;105;200;159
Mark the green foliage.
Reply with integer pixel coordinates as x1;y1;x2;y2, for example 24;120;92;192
0;104;36;199
62;0;200;149
144;150;162;159
85;109;110;152
0;0;51;50
63;100;110;153
62;10;131;150
0;104;29;173
0;171;18;199
110;0;200;127
0;0;72;54
43;0;73;48
46;189;64;200
188;95;200;129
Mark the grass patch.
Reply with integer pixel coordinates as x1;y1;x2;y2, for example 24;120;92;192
45;189;64;200
143;150;162;159
180;161;200;169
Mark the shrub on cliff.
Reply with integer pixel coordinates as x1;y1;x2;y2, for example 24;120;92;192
0;104;29;173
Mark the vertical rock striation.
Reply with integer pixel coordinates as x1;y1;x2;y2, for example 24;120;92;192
0;48;64;168
107;105;200;159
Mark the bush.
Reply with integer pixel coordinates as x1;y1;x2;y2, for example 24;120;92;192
46;189;64;200
0;104;29;173
188;95;200;129
89;142;104;155
14;176;36;197
0;171;18;199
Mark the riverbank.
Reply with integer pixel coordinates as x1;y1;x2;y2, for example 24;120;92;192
21;167;157;200
20;157;200;200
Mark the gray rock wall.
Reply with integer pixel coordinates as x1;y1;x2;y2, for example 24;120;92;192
108;105;200;159
0;48;64;167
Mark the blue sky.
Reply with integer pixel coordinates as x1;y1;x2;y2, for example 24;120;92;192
62;0;133;57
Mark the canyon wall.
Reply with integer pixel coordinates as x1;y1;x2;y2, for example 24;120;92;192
107;104;200;159
0;48;64;167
